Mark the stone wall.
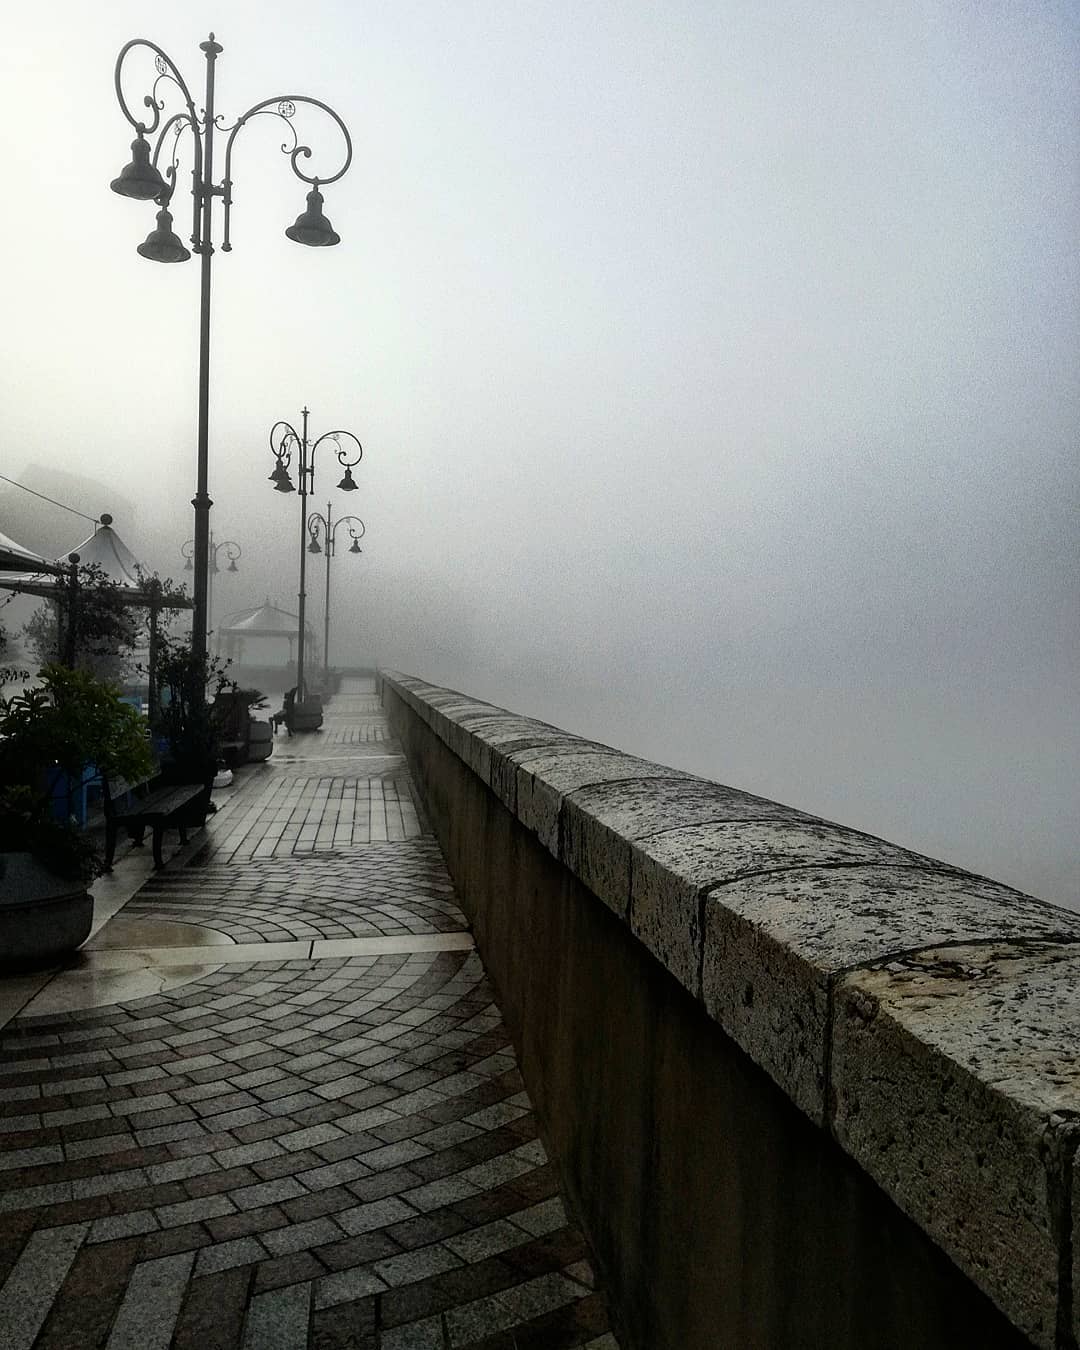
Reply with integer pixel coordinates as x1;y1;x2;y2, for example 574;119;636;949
378;670;1080;1350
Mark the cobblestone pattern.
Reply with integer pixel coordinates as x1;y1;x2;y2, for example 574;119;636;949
0;687;615;1347
201;774;424;863
320;725;392;745
268;759;414;782
128;844;467;945
0;953;613;1347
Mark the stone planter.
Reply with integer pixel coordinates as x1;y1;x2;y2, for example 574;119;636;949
0;853;93;966
248;720;274;762
291;697;324;733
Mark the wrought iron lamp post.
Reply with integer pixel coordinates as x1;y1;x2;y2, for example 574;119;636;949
307;505;365;691
110;32;352;668
267;408;361;701
181;531;241;653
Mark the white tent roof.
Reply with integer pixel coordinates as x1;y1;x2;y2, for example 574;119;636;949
0;515;190;608
0;528;65;575
65;515;146;588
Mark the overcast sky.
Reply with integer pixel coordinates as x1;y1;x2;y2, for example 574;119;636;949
2;1;1077;906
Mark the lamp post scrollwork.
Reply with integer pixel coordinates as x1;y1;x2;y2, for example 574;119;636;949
181;531;241;653
110;33;352;668
267;408;361;702
307;505;365;691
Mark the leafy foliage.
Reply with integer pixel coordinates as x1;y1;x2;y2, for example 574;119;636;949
0;611;29;687
0;784;101;884
0;665;153;784
145;633;230;780
21;563;139;681
0;664;154;882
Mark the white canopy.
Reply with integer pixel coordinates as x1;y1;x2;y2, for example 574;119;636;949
0;528;66;576
0;515;190;608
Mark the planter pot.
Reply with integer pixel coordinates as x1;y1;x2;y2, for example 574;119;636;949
248;720;274;762
292;697;324;733
0;853;93;966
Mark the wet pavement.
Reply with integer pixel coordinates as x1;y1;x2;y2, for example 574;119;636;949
0;684;616;1349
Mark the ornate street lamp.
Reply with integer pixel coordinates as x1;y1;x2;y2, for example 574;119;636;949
181;531;241;653
267;408;361;701
307;504;365;691
110;33;352;668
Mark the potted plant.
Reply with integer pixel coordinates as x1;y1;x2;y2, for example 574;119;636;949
149;633;229;821
0;663;154;963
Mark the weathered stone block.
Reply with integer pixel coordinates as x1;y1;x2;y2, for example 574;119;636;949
487;733;602;812
700;865;1079;1121
563;778;811;921
1073;1150;1080;1349
631;820;932;1003
451;714;552;787
516;750;684;856
831;942;1080;1350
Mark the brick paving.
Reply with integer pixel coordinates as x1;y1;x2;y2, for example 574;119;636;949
0;686;617;1349
126;844;465;945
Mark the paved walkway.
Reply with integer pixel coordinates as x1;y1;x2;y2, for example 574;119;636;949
0;685;616;1349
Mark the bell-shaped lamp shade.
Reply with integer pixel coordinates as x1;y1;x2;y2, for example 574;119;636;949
111;134;168;201
285;186;340;247
268;462;295;493
137;207;191;263
337;466;358;492
348;538;363;554
307;535;322;554
183;556;193;572
227;558;239;573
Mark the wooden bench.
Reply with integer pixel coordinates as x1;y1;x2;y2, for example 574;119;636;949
102;773;207;871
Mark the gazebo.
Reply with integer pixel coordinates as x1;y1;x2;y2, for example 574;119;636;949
219;599;318;673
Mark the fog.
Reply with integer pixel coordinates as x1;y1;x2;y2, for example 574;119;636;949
2;2;1077;906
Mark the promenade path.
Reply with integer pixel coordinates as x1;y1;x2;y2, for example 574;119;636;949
0;684;616;1349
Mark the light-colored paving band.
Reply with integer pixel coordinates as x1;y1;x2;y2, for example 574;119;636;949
18;936;477;1018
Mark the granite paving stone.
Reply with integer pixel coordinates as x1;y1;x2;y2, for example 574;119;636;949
243;1282;312;1348
0;1221;88;1350
105;1249;196;1349
0;686;614;1348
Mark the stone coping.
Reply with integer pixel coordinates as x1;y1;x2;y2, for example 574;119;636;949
378;670;1080;1349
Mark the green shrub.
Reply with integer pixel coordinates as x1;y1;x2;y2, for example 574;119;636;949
0;664;154;881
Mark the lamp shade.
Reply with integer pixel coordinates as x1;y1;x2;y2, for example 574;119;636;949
337;466;358;492
137;207;191;263
111;135;168;201
285;186;340;247
268;462;294;492
348;538;363;554
308;535;322;554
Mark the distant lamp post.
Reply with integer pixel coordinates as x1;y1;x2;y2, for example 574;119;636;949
61;554;81;668
307;505;365;690
110;33;352;667
267;408;361;700
181;531;241;653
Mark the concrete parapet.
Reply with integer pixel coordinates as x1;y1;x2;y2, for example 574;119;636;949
379;669;1079;1349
